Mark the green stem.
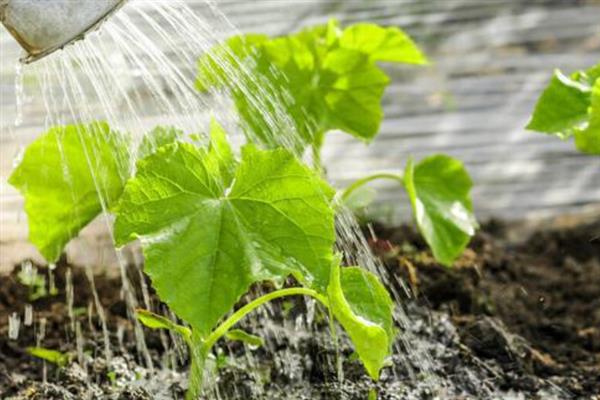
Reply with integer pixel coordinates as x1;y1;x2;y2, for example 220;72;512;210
204;287;329;350
185;335;207;400
183;288;330;398
340;172;404;203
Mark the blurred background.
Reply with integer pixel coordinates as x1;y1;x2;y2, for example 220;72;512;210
1;0;599;270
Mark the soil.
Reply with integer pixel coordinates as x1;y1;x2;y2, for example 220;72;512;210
0;216;598;399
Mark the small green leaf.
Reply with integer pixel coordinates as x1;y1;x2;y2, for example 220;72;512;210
136;309;191;339
403;155;477;266
138;126;184;159
8;122;130;262
27;347;70;368
339;23;428;64
115;139;335;337
225;329;264;347
527;69;591;137
327;264;394;380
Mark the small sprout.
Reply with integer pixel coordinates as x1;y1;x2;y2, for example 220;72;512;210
107;370;117;385
225;329;264;348
17;262;48;301
26;347;70;368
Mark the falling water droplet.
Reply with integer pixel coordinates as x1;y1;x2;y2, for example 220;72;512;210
75;321;85;367
14;60;24;127
24;304;33;326
37;317;47;346
305;298;315;326
66;268;75;332
48;268;58;296
9;312;21;340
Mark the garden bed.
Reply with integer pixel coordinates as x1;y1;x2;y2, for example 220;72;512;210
1;216;598;399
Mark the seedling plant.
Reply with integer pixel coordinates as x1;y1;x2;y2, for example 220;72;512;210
10;20;479;399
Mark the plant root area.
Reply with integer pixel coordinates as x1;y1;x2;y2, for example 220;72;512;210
0;217;598;399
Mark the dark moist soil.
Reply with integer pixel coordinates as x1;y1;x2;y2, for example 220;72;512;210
0;217;599;399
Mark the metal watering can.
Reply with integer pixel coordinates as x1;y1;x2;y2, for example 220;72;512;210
1;0;127;64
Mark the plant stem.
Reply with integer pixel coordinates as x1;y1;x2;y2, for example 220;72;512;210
185;336;208;400
340;172;404;203
204;287;329;350
184;288;330;398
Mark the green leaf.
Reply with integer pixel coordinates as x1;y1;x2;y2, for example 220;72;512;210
320;49;390;141
195;20;427;150
328;264;394;380
114;141;335;336
225;329;264;347
138;126;184;159
8;122;130;262
136;309;192;339
527;69;592;138
26;347;70;368
339;23;428;64
403;155;477;266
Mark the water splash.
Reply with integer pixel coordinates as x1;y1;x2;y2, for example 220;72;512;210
8;312;21;340
24;304;33;326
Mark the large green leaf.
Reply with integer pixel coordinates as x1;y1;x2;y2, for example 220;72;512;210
403;155;477;266
8;122;130;262
328;264;394;380
195;20;427;150
114;141;335;336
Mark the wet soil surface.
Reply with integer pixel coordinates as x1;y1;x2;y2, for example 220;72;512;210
0;217;598;399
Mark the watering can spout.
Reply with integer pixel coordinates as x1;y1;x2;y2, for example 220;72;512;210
1;0;127;64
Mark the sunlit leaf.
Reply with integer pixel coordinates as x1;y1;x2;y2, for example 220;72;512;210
527;63;599;156
114;140;335;336
403;155;477;266
8;122;130;262
526;69;591;137
195;20;427;150
328;264;394;380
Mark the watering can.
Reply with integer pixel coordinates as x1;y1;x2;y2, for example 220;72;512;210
1;0;127;64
